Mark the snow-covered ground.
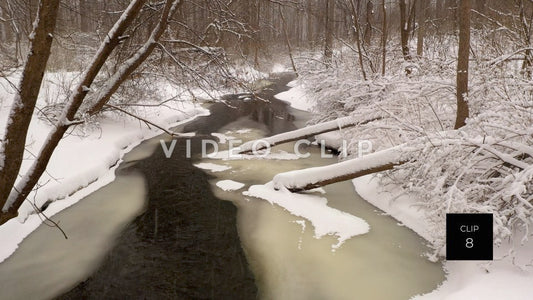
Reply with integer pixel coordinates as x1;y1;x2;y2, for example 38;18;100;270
276;81;533;300
0;72;209;263
274;79;314;111
355;175;533;300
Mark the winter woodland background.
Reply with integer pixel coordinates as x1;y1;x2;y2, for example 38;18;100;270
0;0;532;256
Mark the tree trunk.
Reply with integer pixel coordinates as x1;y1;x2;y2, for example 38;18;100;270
273;145;409;192
381;0;387;75
454;0;470;129
79;0;90;32
349;0;367;80
363;0;374;45
0;0;149;223
519;0;533;79
399;0;411;60
324;0;335;64
0;0;60;214
7;0;182;219
239;115;380;154
87;0;182;115
278;4;297;74
416;0;426;57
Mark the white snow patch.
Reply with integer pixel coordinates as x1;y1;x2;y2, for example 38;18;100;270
271;64;288;73
275;83;313;111
235;129;252;134
194;162;231;172
353;175;432;241
216;180;245;191
287;79;298;87
244;182;370;250
353;175;533;300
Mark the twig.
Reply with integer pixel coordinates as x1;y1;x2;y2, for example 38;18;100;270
103;103;180;137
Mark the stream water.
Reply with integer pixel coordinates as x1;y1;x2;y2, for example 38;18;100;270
0;73;444;299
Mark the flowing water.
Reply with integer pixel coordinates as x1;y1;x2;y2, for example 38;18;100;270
0;73;444;299
205;124;445;300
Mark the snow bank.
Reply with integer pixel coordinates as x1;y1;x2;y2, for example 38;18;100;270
0;72;209;263
216;180;245;191
353;175;533;300
274;81;314;111
353;175;432;242
244;182;370;250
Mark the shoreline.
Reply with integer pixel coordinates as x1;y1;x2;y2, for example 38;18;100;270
278;79;533;300
0;107;209;264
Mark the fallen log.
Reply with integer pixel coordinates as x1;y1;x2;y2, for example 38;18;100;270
238;115;380;154
272;145;410;192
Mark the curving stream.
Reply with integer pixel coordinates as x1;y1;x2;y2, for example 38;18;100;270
0;73;444;299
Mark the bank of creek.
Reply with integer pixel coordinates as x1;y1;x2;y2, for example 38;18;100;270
0;73;444;299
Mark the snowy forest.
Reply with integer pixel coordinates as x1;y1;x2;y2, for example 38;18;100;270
1;0;533;299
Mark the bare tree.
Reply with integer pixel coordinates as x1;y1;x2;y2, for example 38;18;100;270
0;0;183;224
324;0;335;64
278;4;297;74
399;0;411;60
381;0;387;75
519;0;533;78
0;0;60;224
417;0;427;57
349;0;367;80
454;0;471;129
363;0;374;45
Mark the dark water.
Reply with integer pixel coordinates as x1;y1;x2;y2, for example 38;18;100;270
58;73;297;299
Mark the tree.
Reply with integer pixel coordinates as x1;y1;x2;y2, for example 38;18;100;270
363;0;374;45
0;0;60;224
0;0;182;224
278;4;297;74
349;0;367;80
381;0;387;75
417;0;427;57
399;0;411;60
454;0;470;129
324;0;335;64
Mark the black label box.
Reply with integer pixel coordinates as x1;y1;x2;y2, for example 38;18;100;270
446;213;493;260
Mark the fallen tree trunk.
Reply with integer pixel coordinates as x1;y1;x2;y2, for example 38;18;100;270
239;115;380;154
272;133;523;192
273;145;410;192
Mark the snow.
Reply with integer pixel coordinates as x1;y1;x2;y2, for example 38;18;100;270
244;182;370;250
216;180;245;191
353;175;432;242
239;115;358;153
194;162;231;172
353;175;533;300
0;71;209;263
274;81;314;111
271;63;289;73
273;145;406;191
